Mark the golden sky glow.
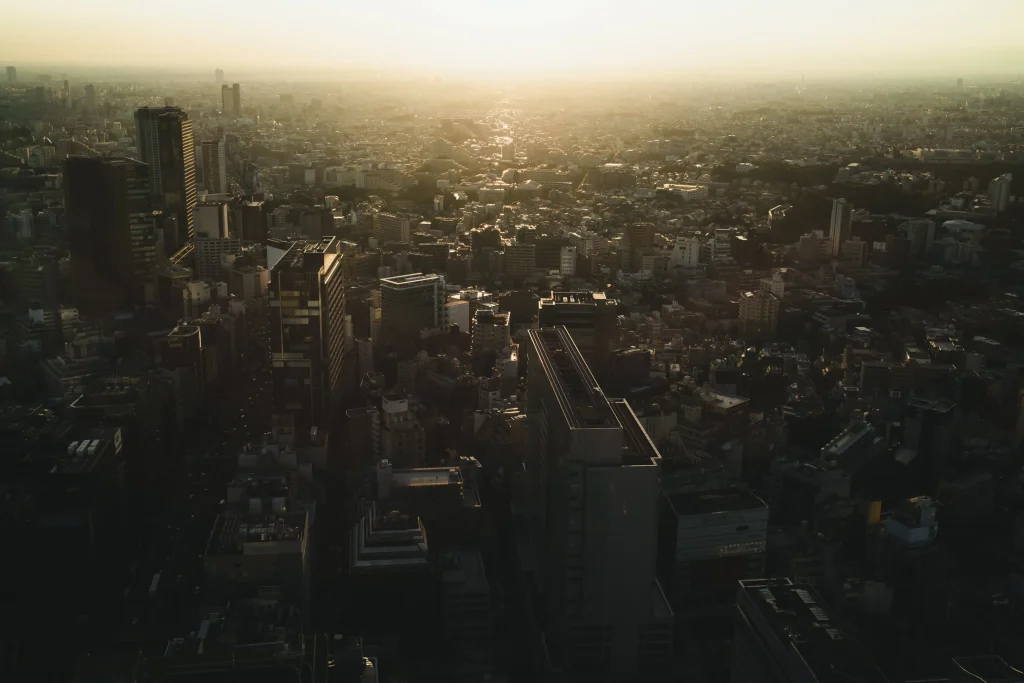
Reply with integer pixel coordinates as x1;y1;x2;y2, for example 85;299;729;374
3;0;1024;79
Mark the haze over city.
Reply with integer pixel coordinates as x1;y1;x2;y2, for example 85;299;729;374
3;2;1024;683
5;0;1024;80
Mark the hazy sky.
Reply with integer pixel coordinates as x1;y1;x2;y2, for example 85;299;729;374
4;0;1024;80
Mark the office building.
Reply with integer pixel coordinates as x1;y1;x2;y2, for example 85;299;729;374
373;212;412;244
163;325;204;424
193;201;229;239
238;200;267;243
904;218;936;260
221;83;241;118
658;490;768;611
730;578;887;683
759;270;785;299
526;326;672;679
64;157;159;315
379;273;447;350
738;290;779;339
559;246;577;276
988;173;1012;213
671;236;701;268
471;308;510;354
380;394;425;468
626;222;655;271
829;198;852;258
345;406;381;467
841;238;869;267
269;238;347;437
134;106;197;253
195;237;241;281
201;139;228;194
503;242;536;278
537;291;619;366
6;66;16;82
214;68;224;83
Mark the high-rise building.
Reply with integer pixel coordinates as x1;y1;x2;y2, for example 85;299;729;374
269;238;347;437
988;173;1012;213
221;83;241;118
671;236;701;268
738;290;779;339
214;68;224;83
372;212;413;244
537;291;619;366
503;242;536;278
238;200;267;243
829;198;852;258
730;578;887;683
379;273;447;349
163;324;204;423
526;326;673;678
904;218;936;260
6;66;16;82
201;139;228;194
64;157;159;315
658;490;768;611
134;106;197;254
471;308;510;354
84;83;96;110
193;201;240;280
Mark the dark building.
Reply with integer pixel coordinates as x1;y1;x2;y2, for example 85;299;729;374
379;273;446;352
525;326;672;680
221;82;241;118
239;200;267;243
134;106;197;254
537;291;619;367
269;238;347;439
64;156;159;315
534;235;570;271
730;578;887;683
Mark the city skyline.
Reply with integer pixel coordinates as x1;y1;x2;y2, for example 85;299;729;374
5;0;1024;80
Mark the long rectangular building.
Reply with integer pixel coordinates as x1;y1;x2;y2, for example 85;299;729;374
526;326;672;680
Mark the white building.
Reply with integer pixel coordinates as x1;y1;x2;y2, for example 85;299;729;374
373;212;413;244
660;183;708;202
671;236;701;268
759;270;785;299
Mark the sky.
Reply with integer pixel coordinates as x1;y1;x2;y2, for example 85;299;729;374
4;0;1024;81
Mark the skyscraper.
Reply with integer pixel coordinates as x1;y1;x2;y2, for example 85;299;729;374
525;326;672;679
379;273;447;350
988;173;1012;213
201;139;228;194
829;198;852;258
269;238;347;438
64;157;159;315
6;66;16;82
134;107;197;254
214;68;224;83
221;83;241;118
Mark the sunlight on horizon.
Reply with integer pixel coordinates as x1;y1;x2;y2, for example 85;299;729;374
3;0;1024;79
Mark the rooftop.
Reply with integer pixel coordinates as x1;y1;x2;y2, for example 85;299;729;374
392;467;462;489
738;578;887;683
541;291;610;305
380;272;440;288
667;489;768;517
206;512;305;556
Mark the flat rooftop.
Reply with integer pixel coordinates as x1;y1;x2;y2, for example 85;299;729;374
738;578;887;683
529;326;616;430
667;489;768;517
380;272;440;287
392;467;462;488
207;512;305;556
542;291;609;305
